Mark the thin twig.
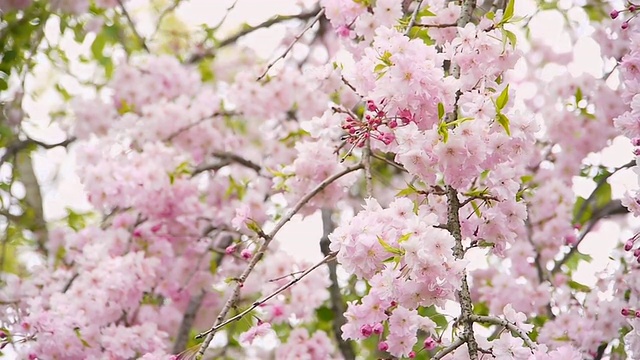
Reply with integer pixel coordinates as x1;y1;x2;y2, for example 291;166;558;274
151;0;183;40
320;208;356;360
404;0;426;36
117;0;150;52
193;163;363;359
198;252;337;336
256;8;325;81
470;315;537;350
415;23;457;28
432;337;466;360
186;7;320;63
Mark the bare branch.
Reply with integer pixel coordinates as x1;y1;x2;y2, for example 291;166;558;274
320;208;355;360
256;8;326;81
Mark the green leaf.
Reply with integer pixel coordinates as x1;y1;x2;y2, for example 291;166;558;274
377;236;404;256
417;7;436;18
504;29;517;49
496;85;509;111
91;33;107;60
575;87;583;103
568;280;591;292
418;305;448;330
397;233;411;243
496;113;511;136
316;306;334;322
564;251;593;272
438;120;449;142
396;184;418;197
501;0;515;24
437;102;445;120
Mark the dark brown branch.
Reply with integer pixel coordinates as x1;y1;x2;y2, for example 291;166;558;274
320;208;356;360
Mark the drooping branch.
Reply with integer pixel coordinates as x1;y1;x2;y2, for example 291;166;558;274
320;208;356;360
193;163;363;359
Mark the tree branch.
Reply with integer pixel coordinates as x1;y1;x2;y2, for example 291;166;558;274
470;315;537;350
186;7;321;64
197;251;337;338
432;337;466;360
446;185;479;360
193;163;363;359
172;235;233;354
320;208;356;360
404;0;426;36
256;8;325;81
117;0;150;52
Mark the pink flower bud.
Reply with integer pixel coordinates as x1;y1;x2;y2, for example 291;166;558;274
360;324;373;337
373;323;384;334
634;148;640;156
635;310;640;318
336;25;351;37
241;249;252;259
28;354;37;360
633;138;640;146
622;21;630;29
630;5;636;11
408;351;416;358
622;308;631;316
626;240;635;251
225;244;237;254
565;234;577;246
378;341;389;352
611;9;620;19
424;336;437;350
634;248;640;257
0;331;5;339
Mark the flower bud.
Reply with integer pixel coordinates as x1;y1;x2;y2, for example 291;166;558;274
378;341;389;352
225;244;237;254
611;9;620;19
424;336;437;350
373;323;384;334
622;308;631;316
241;249;252;259
626;240;635;251
360;324;373;337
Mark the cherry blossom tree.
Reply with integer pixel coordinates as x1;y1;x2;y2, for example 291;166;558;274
2;0;640;359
